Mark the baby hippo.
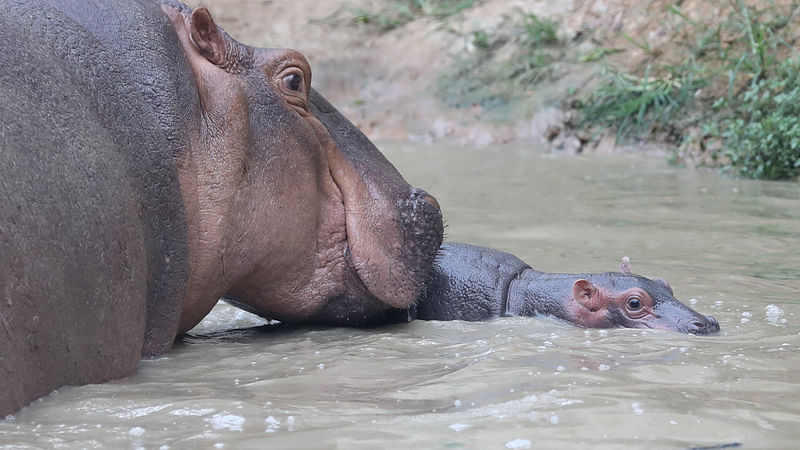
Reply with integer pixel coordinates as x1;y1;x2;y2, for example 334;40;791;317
407;243;720;334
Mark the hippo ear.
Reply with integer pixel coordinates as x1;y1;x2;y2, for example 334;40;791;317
653;277;674;295
573;279;603;311
189;8;227;66
619;256;632;274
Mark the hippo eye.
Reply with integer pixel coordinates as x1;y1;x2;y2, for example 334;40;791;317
626;297;642;310
282;73;303;92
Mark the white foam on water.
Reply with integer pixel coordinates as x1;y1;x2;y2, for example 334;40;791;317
449;423;470;432
170;408;215;417
286;416;296;432
208;414;245;432
265;415;280;433
505;438;531;449
766;304;786;325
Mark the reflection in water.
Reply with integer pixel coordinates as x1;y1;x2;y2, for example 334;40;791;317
2;143;799;448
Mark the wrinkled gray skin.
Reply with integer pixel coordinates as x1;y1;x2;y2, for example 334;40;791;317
400;243;720;334
0;0;443;416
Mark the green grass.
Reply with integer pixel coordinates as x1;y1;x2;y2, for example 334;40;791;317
435;12;562;115
579;65;706;140
578;0;800;180
349;0;479;31
719;59;800;179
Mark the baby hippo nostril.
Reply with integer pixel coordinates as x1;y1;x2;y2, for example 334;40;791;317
706;315;720;332
687;315;720;334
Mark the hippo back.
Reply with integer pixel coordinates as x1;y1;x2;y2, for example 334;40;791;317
0;0;191;415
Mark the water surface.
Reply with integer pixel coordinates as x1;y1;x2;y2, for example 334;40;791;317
3;142;799;449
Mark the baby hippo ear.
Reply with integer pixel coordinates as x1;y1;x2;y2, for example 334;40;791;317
573;279;604;311
653;277;674;295
619;256;632;274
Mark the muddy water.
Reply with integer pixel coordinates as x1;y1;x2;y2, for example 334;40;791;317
3;142;799;449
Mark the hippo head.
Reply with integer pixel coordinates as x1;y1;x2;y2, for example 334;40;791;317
569;258;720;334
162;6;443;332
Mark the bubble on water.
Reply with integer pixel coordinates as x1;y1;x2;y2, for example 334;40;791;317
580;367;589;371
286;416;296;432
631;402;644;415
317;364;325;370
505;438;531;449
159;446;169;450
449;423;470;432
741;311;752;318
598;364;610;371
265;416;280;433
556;366;565;372
213;444;224;449
689;298;698;305
550;415;559;424
129;427;145;436
454;400;462;407
740;318;750;324
766;304;786;325
209;414;245;432
670;421;677;425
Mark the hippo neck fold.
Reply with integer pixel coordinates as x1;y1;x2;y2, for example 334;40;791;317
507;270;591;323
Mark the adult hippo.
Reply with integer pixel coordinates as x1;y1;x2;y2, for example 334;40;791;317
0;0;442;416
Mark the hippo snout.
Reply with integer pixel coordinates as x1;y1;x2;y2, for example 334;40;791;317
687;315;720;335
402;188;444;256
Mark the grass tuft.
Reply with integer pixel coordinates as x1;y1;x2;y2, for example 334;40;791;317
435;12;562;115
578;0;800;179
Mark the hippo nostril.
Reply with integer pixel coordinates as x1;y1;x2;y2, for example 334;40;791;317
422;194;440;212
410;188;441;212
687;315;720;334
705;315;720;332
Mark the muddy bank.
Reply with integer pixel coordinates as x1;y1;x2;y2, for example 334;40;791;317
184;1;582;148
190;0;792;159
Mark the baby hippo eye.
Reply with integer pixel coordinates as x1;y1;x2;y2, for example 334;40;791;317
282;73;303;92
626;297;642;310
